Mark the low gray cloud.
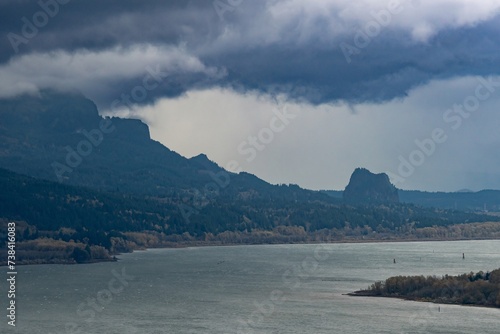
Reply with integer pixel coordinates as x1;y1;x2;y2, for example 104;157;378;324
0;44;226;108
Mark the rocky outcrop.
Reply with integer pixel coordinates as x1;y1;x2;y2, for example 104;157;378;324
344;168;399;205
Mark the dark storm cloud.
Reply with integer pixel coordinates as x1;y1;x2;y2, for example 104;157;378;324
0;0;221;60
2;0;500;107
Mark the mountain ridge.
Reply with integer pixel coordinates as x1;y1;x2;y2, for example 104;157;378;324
0;90;334;204
2;91;500;212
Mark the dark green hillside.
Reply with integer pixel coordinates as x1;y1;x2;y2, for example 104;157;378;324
1;167;498;250
0;167;185;242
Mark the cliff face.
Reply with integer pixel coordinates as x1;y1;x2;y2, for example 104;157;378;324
344;168;399;205
0;90;193;192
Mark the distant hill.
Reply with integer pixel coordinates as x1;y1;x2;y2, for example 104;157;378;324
321;190;343;199
344;168;399;205
399;189;500;212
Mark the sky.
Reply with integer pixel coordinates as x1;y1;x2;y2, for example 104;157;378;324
1;0;500;191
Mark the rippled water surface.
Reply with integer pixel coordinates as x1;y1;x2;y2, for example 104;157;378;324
3;240;500;333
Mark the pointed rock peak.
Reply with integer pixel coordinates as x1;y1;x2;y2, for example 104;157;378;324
191;153;209;161
190;153;222;172
344;168;399;205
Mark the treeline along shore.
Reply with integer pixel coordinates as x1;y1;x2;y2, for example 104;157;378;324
349;269;500;308
1;219;500;266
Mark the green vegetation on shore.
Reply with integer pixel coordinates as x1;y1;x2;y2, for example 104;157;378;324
350;269;500;308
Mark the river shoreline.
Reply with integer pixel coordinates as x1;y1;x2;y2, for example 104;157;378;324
346;291;500;310
2;236;499;266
